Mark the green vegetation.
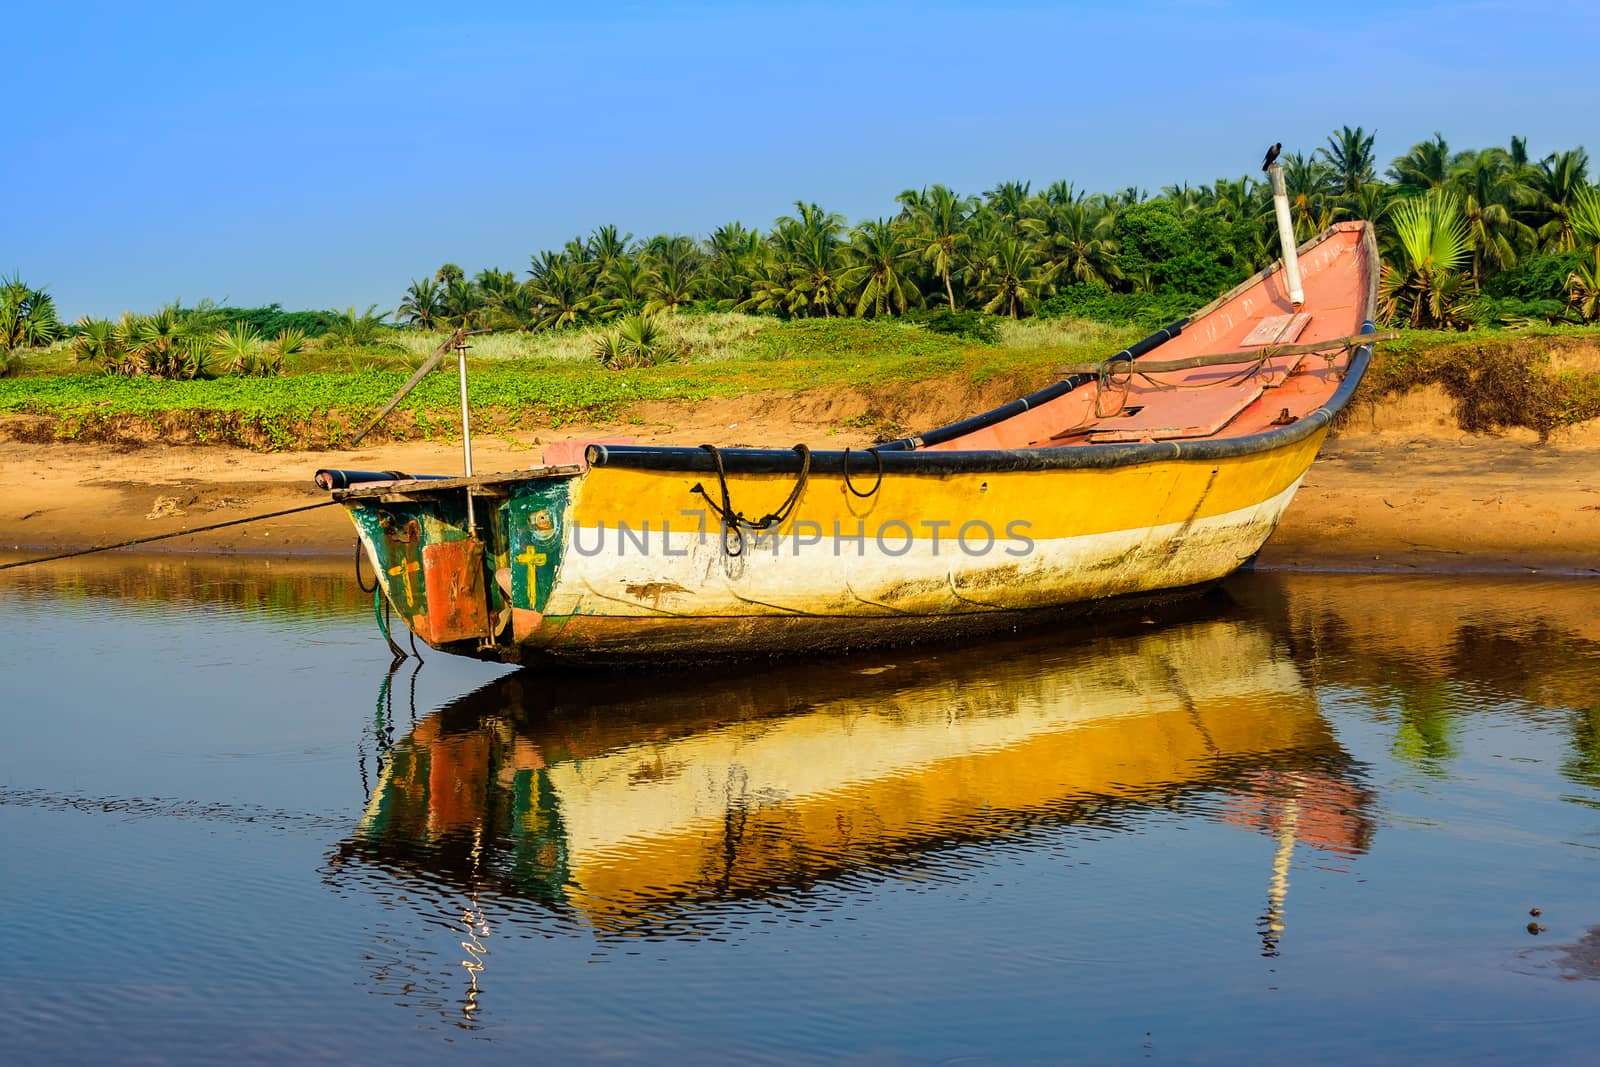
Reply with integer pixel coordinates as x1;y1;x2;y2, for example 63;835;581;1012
1;275;66;375
0;316;1134;449
367;128;1600;334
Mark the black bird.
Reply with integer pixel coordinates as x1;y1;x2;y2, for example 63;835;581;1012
1261;142;1282;171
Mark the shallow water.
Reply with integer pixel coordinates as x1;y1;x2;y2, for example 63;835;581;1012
2;557;1598;1064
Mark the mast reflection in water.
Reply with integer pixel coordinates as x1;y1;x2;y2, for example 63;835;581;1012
327;597;1374;1019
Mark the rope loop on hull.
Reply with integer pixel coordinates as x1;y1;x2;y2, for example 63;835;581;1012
842;447;884;499
690;443;812;556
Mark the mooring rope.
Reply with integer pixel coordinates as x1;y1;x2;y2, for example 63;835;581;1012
0;500;341;571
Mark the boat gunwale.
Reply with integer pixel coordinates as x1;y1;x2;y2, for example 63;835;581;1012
587;223;1380;478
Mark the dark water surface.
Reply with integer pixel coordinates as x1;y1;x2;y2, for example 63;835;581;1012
3;556;1599;1064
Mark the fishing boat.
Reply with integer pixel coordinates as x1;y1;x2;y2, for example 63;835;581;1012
319;193;1381;665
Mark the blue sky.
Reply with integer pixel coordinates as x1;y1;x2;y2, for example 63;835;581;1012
6;0;1596;320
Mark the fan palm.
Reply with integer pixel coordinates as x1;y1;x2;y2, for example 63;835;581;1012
213;321;265;376
1378;191;1474;328
0;275;65;349
1566;185;1600;321
72;317;126;373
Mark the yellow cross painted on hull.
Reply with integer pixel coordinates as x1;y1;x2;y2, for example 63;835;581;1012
514;546;547;593
388;557;421;604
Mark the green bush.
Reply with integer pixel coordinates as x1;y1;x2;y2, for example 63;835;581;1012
1483;252;1583;301
1036;285;1200;327
903;309;1001;344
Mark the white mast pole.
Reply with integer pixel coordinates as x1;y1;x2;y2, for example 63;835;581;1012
1266;163;1305;309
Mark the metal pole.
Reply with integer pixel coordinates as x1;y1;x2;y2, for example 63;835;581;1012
456;339;476;536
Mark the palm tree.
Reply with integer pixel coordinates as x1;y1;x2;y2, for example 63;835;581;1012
1449;148;1534;284
0;275;66;350
643;257;700;315
71;317;126;373
1027;201;1119;287
399;277;442;330
527;260;596;330
434;263;464;286
587;225;633;273
1389;134;1452;195
1318;126;1377;195
324;304;393;347
1378;191;1474;328
440;279;482;328
898;184;973;310
975;237;1055;318
702;222;762;304
984;180;1032;224
841;219;921;317
1530;148;1592;251
599;256;650;313
1566;185;1600;322
123;305;208;378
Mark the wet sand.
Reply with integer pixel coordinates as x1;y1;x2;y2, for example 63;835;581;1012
2;419;1597;573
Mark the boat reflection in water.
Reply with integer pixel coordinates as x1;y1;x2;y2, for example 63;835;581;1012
331;597;1373;967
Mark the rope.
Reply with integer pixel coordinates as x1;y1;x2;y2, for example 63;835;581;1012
689;444;811;556
0;500;341;571
842;447;884;499
374;589;408;662
354;537;377;593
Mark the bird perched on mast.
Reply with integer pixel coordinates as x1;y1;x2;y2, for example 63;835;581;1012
1261;142;1282;171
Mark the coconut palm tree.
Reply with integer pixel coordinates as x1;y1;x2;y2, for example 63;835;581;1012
643;256;700;315
898;184;973;310
975;237;1055;318
1378;191;1474;328
1028;201;1120;287
1530;149;1592;251
841;219;921;317
1449;148;1535;284
439;279;482;328
1318;126;1377;195
399;277;442;330
587;225;633;274
984;180;1032;225
1389;134;1452;195
528;260;597;330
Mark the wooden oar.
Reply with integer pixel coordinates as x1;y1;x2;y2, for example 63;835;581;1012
1052;330;1399;378
350;327;468;446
